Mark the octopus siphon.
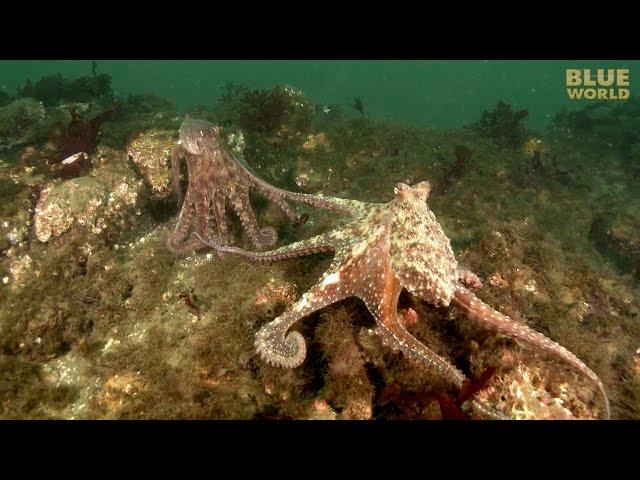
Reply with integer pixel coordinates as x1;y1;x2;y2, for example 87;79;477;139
199;180;610;419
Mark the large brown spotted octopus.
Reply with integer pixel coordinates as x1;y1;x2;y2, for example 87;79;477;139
200;180;610;419
166;117;307;256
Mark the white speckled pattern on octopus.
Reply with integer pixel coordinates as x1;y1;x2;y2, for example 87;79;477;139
206;180;610;419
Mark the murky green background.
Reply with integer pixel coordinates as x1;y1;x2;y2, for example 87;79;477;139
2;60;639;127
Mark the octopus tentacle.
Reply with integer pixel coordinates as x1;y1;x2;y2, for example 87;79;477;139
371;272;469;387
459;269;483;289
224;149;370;216
168;234;211;257
213;189;230;240
211;232;336;262
256;273;350;368
170;144;186;207
359;235;506;419
167;186;224;257
194;194;215;240
452;285;610;419
264;192;301;223
228;187;277;248
190;231;228;250
166;189;196;256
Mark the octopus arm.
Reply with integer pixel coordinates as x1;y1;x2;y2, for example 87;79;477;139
355;229;505;419
255;262;353;368
170;144;186;207
211;231;336;262
452;286;610;419
166;189;201;256
224;149;369;216
228;188;277;248
458;268;483;289
213;190;229;238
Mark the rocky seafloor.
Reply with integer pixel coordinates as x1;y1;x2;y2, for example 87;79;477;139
1;77;639;419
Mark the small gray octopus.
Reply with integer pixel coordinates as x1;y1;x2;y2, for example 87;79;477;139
166;117;308;256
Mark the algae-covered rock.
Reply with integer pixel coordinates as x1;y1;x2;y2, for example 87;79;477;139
589;202;640;281
301;132;330;152
473;351;598;420
316;307;374;420
216;84;314;142
2;82;640;421
0;98;46;140
293;157;331;193
34;148;144;243
126;129;177;199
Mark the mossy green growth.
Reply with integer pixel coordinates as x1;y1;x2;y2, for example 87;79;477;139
1;96;640;419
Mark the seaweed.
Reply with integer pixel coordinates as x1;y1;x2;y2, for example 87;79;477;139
17;73;114;107
115;93;174;118
589;211;640;282
213;83;313;139
0;98;46;139
0;91;12;108
552;96;640;155
48;105;114;164
350;97;365;116
378;366;496;420
432;145;473;195
474;100;529;149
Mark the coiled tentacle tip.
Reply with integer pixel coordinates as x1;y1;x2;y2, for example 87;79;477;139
255;326;306;368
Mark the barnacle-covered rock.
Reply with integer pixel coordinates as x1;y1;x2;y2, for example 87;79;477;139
307;399;337;420
8;253;34;290
34;177;106;242
0;213;30;252
96;371;147;417
473;351;597;419
34;147;144;242
125;129;176;199
253;278;297;316
41;351;101;419
0;181;33;254
225;129;246;155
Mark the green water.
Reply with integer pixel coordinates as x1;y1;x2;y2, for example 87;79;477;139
2;60;639;127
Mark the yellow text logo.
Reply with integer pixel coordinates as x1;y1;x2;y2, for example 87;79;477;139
566;69;630;100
